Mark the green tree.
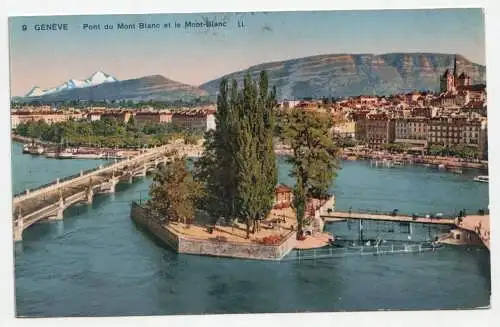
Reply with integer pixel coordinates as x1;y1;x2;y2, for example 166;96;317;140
278;109;340;237
148;157;205;224
195;71;277;238
255;71;278;232
194;79;237;225
126;116;138;132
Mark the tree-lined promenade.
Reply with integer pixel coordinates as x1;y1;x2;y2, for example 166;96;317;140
142;70;340;241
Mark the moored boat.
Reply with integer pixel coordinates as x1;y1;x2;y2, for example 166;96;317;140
27;145;44;155
73;152;104;159
44;152;57;158
35;146;44;154
57;152;75;159
473;175;489;183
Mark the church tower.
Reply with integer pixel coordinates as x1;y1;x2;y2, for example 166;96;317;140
453;54;458;81
440;55;458;93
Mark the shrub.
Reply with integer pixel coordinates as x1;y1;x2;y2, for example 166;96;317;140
258;235;283;245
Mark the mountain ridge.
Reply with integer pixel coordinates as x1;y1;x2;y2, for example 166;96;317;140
16;74;209;103
25;71;118;97
199;53;486;99
14;52;486;103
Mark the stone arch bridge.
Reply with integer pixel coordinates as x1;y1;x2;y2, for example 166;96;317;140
12;143;202;241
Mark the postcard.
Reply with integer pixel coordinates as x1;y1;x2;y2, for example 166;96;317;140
8;8;490;319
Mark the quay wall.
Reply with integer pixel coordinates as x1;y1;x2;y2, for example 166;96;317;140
12;134;55;145
130;202;180;250
130;202;297;261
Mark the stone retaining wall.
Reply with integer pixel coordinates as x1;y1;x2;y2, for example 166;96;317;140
130;202;296;260
130;202;179;250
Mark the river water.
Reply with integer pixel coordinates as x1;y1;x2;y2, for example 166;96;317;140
12;142;491;317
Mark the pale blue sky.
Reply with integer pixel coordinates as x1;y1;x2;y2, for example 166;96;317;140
9;9;485;96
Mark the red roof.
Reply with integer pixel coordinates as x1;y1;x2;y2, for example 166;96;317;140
275;184;292;193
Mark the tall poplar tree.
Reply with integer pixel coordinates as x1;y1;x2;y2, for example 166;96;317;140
195;71;277;238
194;79;236;223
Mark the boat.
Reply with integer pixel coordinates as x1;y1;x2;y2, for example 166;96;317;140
473;175;489;183
57;152;74;159
35;146;44;154
450;167;463;174
22;144;30;153
44;152;57;158
438;164;446;170
73;153;103;159
27;145;44;155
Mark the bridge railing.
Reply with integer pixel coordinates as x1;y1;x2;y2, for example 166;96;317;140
12;144;180;204
336;207;458;220
12;159;123;198
13;179;61;197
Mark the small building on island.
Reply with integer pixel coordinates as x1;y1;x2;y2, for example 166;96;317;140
273;184;293;209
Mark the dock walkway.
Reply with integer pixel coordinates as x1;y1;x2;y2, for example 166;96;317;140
321;211;490;250
321;211;455;225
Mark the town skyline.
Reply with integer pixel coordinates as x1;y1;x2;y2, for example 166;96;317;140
9;9;485;96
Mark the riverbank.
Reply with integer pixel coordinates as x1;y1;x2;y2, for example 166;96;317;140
274;145;487;171
342;148;488;170
12;134;55;145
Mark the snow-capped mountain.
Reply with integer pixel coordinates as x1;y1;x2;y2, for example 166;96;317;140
25;71;118;97
25;86;45;97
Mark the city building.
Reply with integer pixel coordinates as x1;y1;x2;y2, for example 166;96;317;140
353;111;369;141
278;100;301;109
87;111;103;121
355;113;395;149
100;110;132;124
460;119;482;148
171;109;216;132
428;117;465;147
134;110;172;125
407;117;429;140
394;117;428;152
479;121;488;160
394;118;410;140
332;120;356;139
11;110;69;129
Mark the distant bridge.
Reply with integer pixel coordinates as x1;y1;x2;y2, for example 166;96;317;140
321;211;456;225
12;141;202;241
320;210;489;250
